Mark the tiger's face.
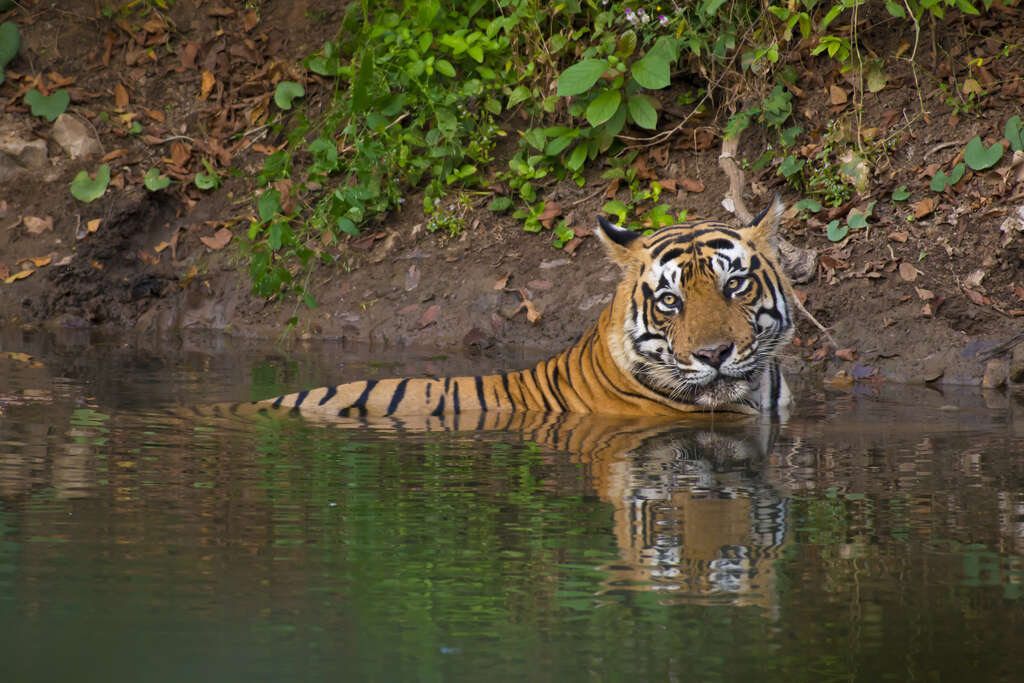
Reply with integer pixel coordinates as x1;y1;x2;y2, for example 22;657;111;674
597;201;795;409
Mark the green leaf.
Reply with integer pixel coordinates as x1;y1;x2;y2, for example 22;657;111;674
627;95;657;130
1006;115;1024;152
566;143;587;171
351;52;374;112
964;135;1004;170
930;163;966;192
143;168;171;192
0;21;20;86
884;1;906;17
795;198;822;213
268;221;283;250
194;172;218;190
585;89;621;127
24;89;69;122
70;164;110;203
274;81;304;110
616;30;637;59
826;219;849;242
336;217;359;236
602;200;629;223
507;85;531;108
892;185;911;201
631;50;670;90
557;59;609;97
487;196;513;212
257;189;281;222
847;211;870;230
778;155;805;178
435;59;455;77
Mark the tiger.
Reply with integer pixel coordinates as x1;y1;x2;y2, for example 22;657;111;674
262;199;796;419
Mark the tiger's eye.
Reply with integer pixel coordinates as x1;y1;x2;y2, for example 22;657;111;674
725;276;746;294
657;293;679;308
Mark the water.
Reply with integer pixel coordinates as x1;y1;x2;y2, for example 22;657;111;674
1;327;1022;682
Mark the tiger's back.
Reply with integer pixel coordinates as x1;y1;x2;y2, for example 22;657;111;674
265;201;796;419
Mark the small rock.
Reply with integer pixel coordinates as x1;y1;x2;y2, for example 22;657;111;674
921;358;945;383
0;133;48;180
1010;344;1024;384
52;113;102;160
981;359;1008;389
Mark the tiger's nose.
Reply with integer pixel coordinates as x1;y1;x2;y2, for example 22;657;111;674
693;343;733;368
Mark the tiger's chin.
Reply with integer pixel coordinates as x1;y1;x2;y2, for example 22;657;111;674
633;362;754;409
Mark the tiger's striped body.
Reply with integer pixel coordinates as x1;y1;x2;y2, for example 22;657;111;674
266;202;796;419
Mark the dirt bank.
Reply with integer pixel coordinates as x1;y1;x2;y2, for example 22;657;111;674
1;1;1022;390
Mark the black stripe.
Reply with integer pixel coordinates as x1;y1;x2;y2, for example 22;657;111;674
385;378;410;416
704;238;735;251
271;395;285;408
529;366;553;411
340;380;377;418
318;385;338;405
474;376;486;411
452;380;461;413
548;364;568;410
431;393;446;416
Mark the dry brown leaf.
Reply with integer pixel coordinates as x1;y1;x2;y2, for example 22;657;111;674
17;256;51;268
493;273;510;290
915;287;934;301
87;219;101;233
835;348;857;361
181;42;200;70
528;279;553;290
199;228;232;250
659;179;677;192
170;141;191;167
604;178;620;200
898;262;919;281
154;240;172;253
23;215;54;234
91;261;103;270
538;201;562;224
199;70;216;100
888;231;909;243
1014;283;1024;301
139;250;160;265
419;304;441;328
0;264;8;280
114;83;130;108
243;10;260;31
680;178;704;192
101;149;129;163
146;108;166;122
912;197;934;218
964;288;986;306
829;84;848;105
179;265;198;287
515;300;542;324
4;269;34;284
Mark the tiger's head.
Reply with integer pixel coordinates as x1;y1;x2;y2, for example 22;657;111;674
595;200;795;410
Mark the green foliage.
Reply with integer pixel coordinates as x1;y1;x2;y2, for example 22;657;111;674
1007;116;1024;152
964;135;1003;170
930;163;966;192
892;185;911;202
0;21;19;86
143;168;171;191
24;88;69;122
193;159;221;190
273;81;305;110
70;164;111;203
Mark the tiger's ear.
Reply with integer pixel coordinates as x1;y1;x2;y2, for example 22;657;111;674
595;215;641;267
745;196;785;245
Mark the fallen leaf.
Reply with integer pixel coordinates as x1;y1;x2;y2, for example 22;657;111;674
101;149;129;162
179;265;198;287
793;288;808;305
964;288;986;305
146;109;165;122
515;300;542;324
114;83;130;108
680;178;704;192
888;231;908;243
921;303;934;317
898;262;919;281
0;264;7;279
90;261;103;270
181;41;200;70
829;84;848;105
17;256;51;267
243;10;260;31
419;304;441;328
1015;283;1024;301
199;70;216;100
964;268;985;288
528;279;553;290
398;304;419;315
154;240;172;253
138;250;160;265
562;236;583;255
87;218;101;233
170;141;191;167
912;197;934;218
199;228;232;250
493;273;510;290
604;178;620;200
659;179;677;192
835;348;857;361
4;269;34;283
914;287;934;300
810;347;829;361
538;201;562;229
23;215;54;234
